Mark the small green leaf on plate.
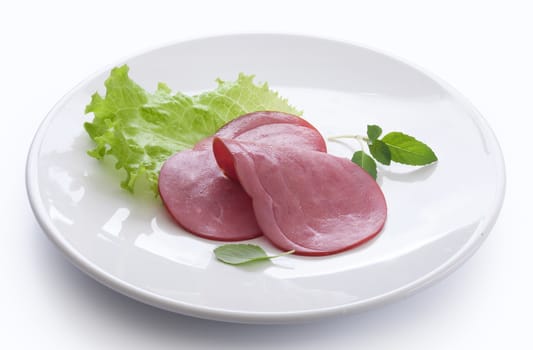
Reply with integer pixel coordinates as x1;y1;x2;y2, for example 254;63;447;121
214;244;294;265
381;132;438;165
366;124;382;142
368;139;392;165
351;150;377;179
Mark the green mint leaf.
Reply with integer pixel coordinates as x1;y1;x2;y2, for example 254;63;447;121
214;244;294;265
85;65;302;194
381;132;438;165
351;151;377;179
366;124;382;142
368;139;392;165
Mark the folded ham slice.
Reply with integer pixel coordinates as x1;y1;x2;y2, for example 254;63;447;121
212;138;387;255
194;111;326;152
159;111;326;241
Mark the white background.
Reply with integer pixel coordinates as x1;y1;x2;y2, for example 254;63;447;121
2;0;531;349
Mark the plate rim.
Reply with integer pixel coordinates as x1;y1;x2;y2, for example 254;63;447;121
25;33;506;324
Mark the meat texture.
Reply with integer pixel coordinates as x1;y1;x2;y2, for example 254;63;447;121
194;111;326;152
159;149;261;240
159;111;327;241
159;150;261;241
213;138;387;255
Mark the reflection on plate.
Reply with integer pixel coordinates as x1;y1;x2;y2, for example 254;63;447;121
26;34;505;324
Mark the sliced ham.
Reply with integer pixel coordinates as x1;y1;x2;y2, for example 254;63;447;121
159;111;327;241
194;111;327;152
212;138;387;255
158;149;261;241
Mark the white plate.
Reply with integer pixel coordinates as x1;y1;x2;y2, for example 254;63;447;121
26;34;505;324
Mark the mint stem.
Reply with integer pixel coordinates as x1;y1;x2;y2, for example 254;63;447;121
328;134;369;151
272;249;296;258
327;134;369;142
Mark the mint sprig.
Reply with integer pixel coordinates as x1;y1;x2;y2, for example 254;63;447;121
366;124;382;142
214;244;294;265
368;140;392;165
381;132;437;165
329;124;438;179
351;151;377;179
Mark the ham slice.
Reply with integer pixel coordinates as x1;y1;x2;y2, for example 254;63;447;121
158;149;261;241
194;111;326;152
212;138;387;255
159;112;326;241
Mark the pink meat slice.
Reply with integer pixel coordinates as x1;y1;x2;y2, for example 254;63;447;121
159;111;327;241
212;138;387;255
158;149;261;241
194;111;327;152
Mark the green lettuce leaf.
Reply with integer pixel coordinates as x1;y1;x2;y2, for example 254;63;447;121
84;65;301;194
